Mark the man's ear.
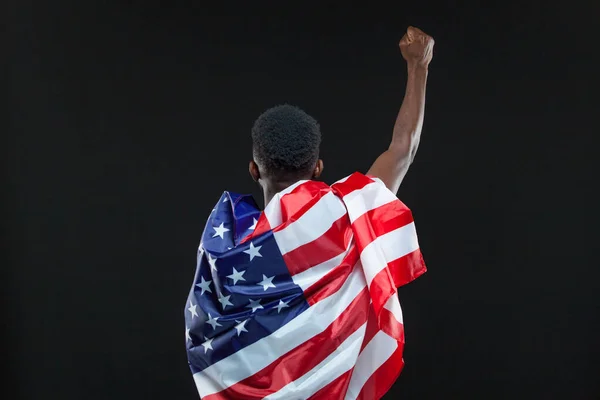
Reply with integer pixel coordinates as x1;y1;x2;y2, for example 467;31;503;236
249;160;260;182
312;159;324;179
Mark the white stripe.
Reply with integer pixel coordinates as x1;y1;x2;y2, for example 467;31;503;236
273;191;347;255
193;264;367;397
264;323;367;399
343;181;397;223
370;177;386;187
383;294;403;324
264;180;308;228
360;222;419;286
291;243;351;290
344;331;398;400
333;175;351;184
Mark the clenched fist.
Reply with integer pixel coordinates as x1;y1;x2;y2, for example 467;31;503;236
399;26;434;68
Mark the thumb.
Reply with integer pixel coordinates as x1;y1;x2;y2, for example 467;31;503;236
399;33;410;47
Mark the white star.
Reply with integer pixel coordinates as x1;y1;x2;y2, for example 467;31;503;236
276;300;290;313
195;276;212;295
198;242;204;254
206;253;217;271
223;196;229;203
227;267;246;285
212;222;230;239
246;298;264;313
257;274;276;291
218;293;234;310
243;242;262;261
249;218;258;230
234;320;249;336
185;327;191;341
188;301;198;318
201;338;214;353
206;313;222;330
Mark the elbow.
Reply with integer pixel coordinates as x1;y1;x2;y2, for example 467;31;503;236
388;137;414;160
389;137;420;166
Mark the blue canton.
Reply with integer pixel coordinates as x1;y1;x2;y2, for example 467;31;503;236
185;192;309;373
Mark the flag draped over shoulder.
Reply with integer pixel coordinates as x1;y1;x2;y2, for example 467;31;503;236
185;172;427;400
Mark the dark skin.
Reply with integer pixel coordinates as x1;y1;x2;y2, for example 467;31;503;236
250;26;434;208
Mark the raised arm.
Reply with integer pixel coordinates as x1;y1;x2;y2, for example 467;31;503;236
367;26;434;194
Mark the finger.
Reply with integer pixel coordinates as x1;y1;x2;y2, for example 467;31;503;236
407;26;426;36
409;26;432;44
399;33;410;46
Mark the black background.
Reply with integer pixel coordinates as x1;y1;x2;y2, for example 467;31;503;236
5;1;600;399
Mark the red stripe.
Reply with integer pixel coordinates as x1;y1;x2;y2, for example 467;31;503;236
359;304;380;353
279;181;331;223
331;172;375;198
377;305;405;344
203;287;371;400
389;248;427;288
367;257;424;341
355;341;405;400
304;246;359;306
352;308;405;400
367;266;397;329
350;308;405;399
283;216;352;276
241;213;271;244
307;369;354;400
351;199;414;251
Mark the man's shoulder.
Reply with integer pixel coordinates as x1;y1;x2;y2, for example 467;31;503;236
330;172;388;197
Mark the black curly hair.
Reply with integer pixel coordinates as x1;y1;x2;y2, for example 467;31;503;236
251;104;321;180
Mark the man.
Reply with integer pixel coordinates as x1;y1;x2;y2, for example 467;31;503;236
185;26;434;399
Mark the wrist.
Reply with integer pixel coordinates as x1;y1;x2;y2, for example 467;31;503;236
407;62;429;74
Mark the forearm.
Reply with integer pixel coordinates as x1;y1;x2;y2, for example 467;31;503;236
390;63;429;163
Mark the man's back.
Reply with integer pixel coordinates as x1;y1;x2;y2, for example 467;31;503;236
185;173;426;399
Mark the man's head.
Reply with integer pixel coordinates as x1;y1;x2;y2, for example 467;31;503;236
249;104;323;186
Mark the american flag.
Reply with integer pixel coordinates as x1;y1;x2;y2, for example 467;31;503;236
185;172;426;399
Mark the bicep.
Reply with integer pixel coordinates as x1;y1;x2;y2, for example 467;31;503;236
366;149;412;194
